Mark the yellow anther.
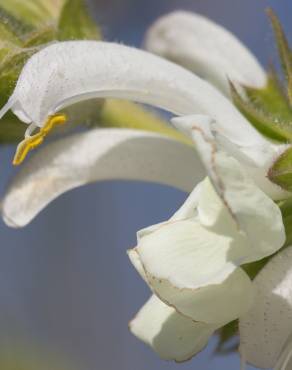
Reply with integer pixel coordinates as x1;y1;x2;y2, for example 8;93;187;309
13;113;67;166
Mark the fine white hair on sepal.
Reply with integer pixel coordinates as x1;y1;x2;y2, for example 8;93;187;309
239;246;292;369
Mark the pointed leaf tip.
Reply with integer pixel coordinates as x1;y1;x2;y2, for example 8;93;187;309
230;82;292;143
266;8;292;105
268;146;292;192
58;0;101;41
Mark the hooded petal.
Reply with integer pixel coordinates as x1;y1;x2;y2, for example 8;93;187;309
239;246;292;369
9;41;269;152
145;11;266;96
1;128;204;227
129;295;218;362
5;41;283;198
172;115;286;260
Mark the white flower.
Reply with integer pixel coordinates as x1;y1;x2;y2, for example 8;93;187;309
1;128;202;227
128;115;284;362
0;10;288;363
145;11;266;96
239;246;292;370
0;12;289;226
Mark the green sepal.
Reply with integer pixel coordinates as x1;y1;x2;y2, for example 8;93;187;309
245;70;292;121
231;82;292;143
58;0;101;41
268;146;292;191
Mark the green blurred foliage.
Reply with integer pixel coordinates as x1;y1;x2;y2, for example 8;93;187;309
0;345;72;370
58;0;101;40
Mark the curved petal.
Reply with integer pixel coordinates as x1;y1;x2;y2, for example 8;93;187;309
142;261;253;325
9;41;268;151
129;217;253;324
128;248;147;282
129;295;218;362
172;115;286;260
1;128;204;228
144;11;266;96
239;246;292;369
137;217;241;291
136;181;203;240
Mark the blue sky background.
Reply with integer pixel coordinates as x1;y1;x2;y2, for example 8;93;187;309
0;0;291;369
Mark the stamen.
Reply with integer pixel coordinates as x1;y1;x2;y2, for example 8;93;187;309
13;113;67;166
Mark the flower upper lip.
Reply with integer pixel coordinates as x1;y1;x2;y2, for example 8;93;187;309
1;37;287;196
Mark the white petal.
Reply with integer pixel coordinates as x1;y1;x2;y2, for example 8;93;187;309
170;181;203;221
9;41;267;150
239;246;292;369
143;265;253;324
172;115;285;261
127;248;147;282
129;295;218;362
145;11;266;95
137;217;239;290
1;128;204;227
136;217;254;323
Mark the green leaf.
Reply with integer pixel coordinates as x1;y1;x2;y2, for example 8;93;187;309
231;82;292;142
268;146;292;191
23;24;57;47
0;48;37;99
267;8;292;106
0;7;32;42
58;0;101;41
0;0;64;26
0;114;25;143
0;47;35;142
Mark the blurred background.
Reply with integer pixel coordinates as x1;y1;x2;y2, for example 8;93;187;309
0;0;292;369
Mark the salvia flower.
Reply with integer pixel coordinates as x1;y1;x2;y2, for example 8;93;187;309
0;8;291;367
239;246;292;370
128;117;284;360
